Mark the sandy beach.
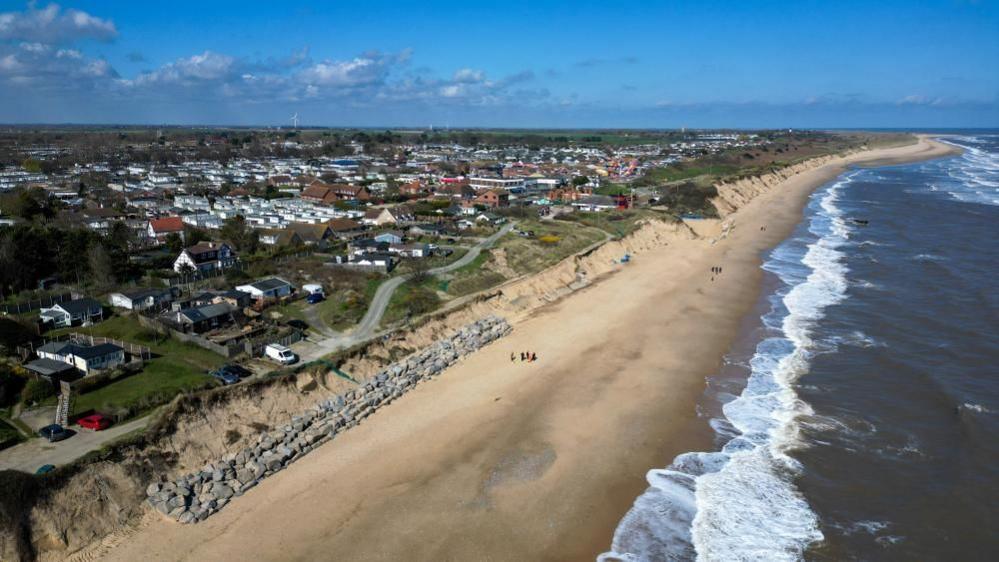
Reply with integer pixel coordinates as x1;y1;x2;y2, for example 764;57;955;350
99;137;957;562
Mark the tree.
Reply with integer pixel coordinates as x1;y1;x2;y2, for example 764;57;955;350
220;215;259;254
572;175;590;187
88;242;114;288
21;378;55;405
165;232;184;253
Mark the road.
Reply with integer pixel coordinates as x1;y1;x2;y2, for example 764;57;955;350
296;222;515;361
0;416;150;473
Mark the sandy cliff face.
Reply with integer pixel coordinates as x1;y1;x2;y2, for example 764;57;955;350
711;154;846;217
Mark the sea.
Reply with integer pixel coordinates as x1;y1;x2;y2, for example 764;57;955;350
600;134;999;561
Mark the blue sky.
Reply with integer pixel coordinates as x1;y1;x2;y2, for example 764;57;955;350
0;0;996;128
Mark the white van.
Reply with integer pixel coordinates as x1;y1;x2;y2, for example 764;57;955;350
264;343;298;364
302;284;324;297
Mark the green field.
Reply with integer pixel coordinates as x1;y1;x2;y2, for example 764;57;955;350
51;315;223;419
496;219;607;276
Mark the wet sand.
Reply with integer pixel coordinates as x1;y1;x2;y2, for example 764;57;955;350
100;137;958;562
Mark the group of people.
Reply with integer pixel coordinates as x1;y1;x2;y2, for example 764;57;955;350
711;265;723;282
512;351;538;362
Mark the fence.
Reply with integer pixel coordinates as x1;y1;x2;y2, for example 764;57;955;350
135;313;241;358
1;292;73;315
22;332;154;362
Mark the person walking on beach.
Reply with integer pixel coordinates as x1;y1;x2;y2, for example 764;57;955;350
520;352;526;361
511;352;516;363
531;352;537;362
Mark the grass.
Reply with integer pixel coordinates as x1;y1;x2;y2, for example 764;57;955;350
320;277;383;331
569;209;677;238
496;219;606;276
381;279;442;327
0;417;25;449
49;315;222;420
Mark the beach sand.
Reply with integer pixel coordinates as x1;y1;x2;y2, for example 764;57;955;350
100;137;957;562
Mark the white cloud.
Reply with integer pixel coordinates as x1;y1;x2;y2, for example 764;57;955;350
0;3;117;44
452;68;484;83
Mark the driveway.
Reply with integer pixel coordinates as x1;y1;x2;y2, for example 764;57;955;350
295;222;515;361
0;416;150;473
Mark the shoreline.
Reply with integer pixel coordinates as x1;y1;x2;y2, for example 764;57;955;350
96;137;959;562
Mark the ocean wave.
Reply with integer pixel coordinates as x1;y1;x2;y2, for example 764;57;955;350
601;176;853;561
960;402;994;414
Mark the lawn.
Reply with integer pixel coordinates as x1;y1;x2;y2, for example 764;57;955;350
50;315;223;419
495;219;606;276
443;250;508;297
320;277;383;331
381;279;442;327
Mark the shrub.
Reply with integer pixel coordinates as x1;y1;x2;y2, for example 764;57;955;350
21;378;55;405
538;234;561;245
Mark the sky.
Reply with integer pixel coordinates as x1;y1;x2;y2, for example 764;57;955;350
0;0;996;128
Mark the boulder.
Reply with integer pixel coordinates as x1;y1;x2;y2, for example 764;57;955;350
146;483;162;496
212;484;234;500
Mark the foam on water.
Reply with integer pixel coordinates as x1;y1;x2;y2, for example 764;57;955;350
601;176;855;561
935;137;999;206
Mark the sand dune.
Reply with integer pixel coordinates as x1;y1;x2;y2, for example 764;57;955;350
99;137;958;562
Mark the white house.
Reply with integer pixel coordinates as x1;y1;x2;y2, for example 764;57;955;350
235;277;295;299
36;341;125;375
173;242;238;274
109;288;175;311
39;298;104;327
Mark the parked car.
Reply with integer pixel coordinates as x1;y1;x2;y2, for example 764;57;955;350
210;368;240;385
218;364;252;379
36;464;56;475
264;343;298;365
306;292;325;304
77;414;112;431
38;424;71;442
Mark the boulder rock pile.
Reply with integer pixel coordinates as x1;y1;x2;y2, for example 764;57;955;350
146;315;512;523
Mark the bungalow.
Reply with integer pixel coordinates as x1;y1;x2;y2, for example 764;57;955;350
408;223;449;237
170;303;236;334
327;217;365;239
109;288;175;311
287;223;335;246
259;229;303;247
352;252;398;272
398;180;426;196
349;238;390;256
373;230;405;245
362;206;414;226
173;242;238;274
147;216;186;243
301;183;371;205
236;277;295;300
476;212;507;225
571;195;618;212
23;357;78;381
36;341;125;375
389;243;431;258
39;298;103;328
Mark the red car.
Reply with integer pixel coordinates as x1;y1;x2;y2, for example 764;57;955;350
77;414;112;431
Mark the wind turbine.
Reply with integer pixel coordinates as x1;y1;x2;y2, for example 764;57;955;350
290;113;300;129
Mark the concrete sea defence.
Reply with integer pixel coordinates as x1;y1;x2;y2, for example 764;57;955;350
144;315;512;524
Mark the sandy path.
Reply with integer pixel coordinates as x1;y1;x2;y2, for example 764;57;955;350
100;137;957;562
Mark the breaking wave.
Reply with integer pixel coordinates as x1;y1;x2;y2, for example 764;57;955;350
600;175;855;561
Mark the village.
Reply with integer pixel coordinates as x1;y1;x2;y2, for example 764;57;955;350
0;126;862;472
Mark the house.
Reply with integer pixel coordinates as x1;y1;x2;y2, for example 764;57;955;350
473;189;510;208
373;230;405;245
36;341;125;374
259;229;303;247
408;223;448;237
147;216;186;243
170;303;236;334
287;223;335;246
173;242;238;274
352;252;398;272
389;243;431;258
398;180;426;196
327;218;365;239
236;277;295;300
301;183;371;205
476;212;507;225
362;206;414;226
349;238;390;256
571;195;618;212
39;298;103;328
109;288;175;311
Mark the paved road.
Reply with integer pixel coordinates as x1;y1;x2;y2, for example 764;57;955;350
296;222;515;361
0;416;150;473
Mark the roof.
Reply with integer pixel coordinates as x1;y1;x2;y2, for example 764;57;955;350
116;288;170;301
24;358;77;377
249;277;292;291
179;303;234;323
327;218;362;232
55;298;102;315
70;342;123;360
576;195;617;206
184;242;231;256
287;223;332;242
37;341;73;355
149;216;185;233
